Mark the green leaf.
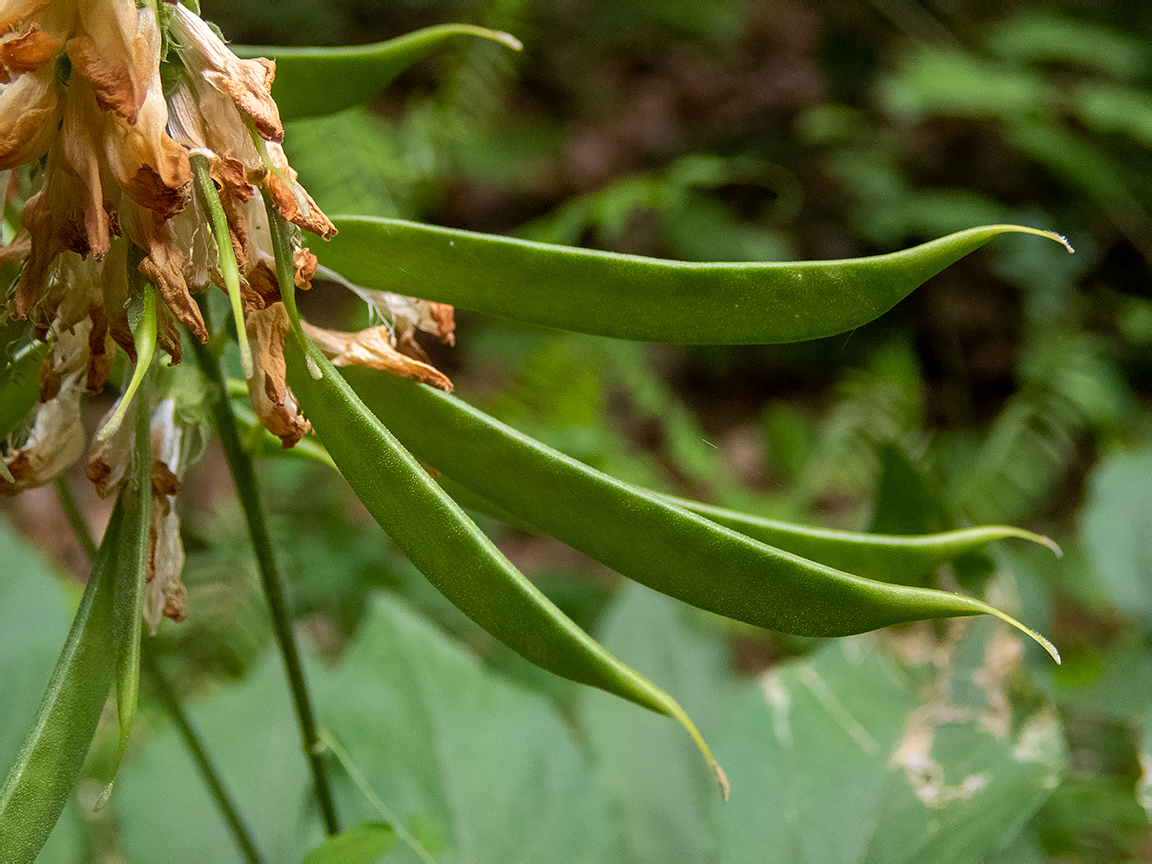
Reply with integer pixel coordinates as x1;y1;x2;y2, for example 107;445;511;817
0;342;47;441
322;596;616;863
115;650;314;861
317;219;1070;345
713;619;1065;863
1081;447;1152;626
0;503;124;861
304;822;395;864
341;369;1060;655
882;50;1055;121
284;336;727;793
580;584;731;864
986;10;1147;80
235;25;522;122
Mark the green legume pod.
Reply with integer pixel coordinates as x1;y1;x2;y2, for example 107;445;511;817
235;25;521;122
0;503;124;862
283;336;728;796
651;494;1059;587
340;368;1058;662
316;220;1070;345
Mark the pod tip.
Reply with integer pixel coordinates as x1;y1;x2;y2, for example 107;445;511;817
716;764;731;802
992;224;1074;254
1038;534;1063;558
668;700;730;800
495;31;524;51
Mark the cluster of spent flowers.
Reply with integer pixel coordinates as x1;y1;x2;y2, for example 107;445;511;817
0;0;455;629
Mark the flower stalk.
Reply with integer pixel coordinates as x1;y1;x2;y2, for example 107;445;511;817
189;302;339;837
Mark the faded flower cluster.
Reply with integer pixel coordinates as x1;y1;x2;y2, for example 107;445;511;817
0;0;455;630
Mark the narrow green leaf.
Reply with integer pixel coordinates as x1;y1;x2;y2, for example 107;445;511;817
235;25;522;122
283;336;728;796
303;822;395;864
0;503;124;861
341;369;1059;662
317;220;1071;345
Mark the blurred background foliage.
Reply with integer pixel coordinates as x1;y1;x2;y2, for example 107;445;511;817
4;0;1152;860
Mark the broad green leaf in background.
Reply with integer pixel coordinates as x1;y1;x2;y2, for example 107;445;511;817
574;582;1064;863
304;822;395;864
235;25;522;122
317;220;1070;345
580;584;731;864
1081;447;1152;628
321;596;616;864
714;618;1065;864
115;650;316;862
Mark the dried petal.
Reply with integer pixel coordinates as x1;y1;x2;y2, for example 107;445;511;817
58;78;112;258
247;302;309;447
2;22;62;74
85;391;133;497
262;144;336;240
130;212;208;345
0;0;53;34
0;64;60;170
302;321;453;393
293;247;318;290
100;9;190;217
66;0;147;123
171;4;283;143
1;371;85;495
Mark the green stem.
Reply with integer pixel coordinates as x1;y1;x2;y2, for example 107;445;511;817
188;307;340;837
190;153;253;379
142;652;265;864
262;192;314;371
54;475;98;562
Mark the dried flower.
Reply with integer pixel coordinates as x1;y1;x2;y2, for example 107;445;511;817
0;0;457;628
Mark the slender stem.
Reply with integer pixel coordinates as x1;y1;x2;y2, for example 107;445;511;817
142;652;265;864
54;475;98;561
55;474;265;860
188;312;340;836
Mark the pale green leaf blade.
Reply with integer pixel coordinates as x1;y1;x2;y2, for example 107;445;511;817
1081;447;1152;626
321;596;616;864
115;651;315;862
579;583;731;864
304;822;395;864
713;619;1065;864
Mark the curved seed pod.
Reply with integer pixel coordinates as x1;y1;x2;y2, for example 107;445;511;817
340;368;1059;662
0;503;124;861
651;494;1060;587
283;335;729;797
234;25;522;122
316;220;1071;345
